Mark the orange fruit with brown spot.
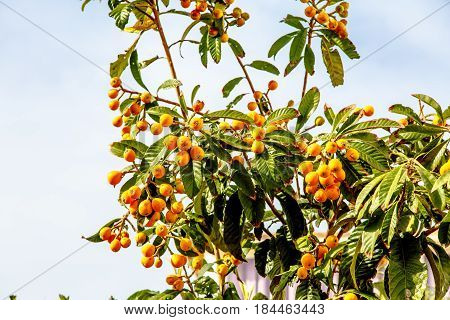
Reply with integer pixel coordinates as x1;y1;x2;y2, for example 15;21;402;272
112;115;123;127
136;120;148;131
317;245;329;259
316;10;329;24
138;199;153;217
254;115;266;127
120;237;131;248
152;198;166;212
107;171;122;186
146;211;161;227
110;77;122;88
193;100;205;113
140;92;152;104
314;189;327;203
159;184;173;197
173;279;184;291
177;136;192;151
325;141;338;154
305;184;318;195
328;159;342;172
176;151;191;166
190;146;205;161
268;80;278;91
326;235;339;249
319;175;335;188
363;105;374;117
346;148;360;161
333;168;346;182
155;224;168;238
151;123;163;135
171;254;187;268
336;139;347;150
301;253;316;270
190;117;204;131
141;256;154;268
99;227;112;241
231;120;245;131
192;256;203;270
109;99;120;111
152;165;166;179
305;6;316;18
317;164;330;178
165;210;179;224
166;274;179;285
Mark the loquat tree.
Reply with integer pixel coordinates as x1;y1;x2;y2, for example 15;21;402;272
82;0;450;300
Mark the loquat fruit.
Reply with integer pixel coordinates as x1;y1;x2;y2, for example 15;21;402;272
166;274;179;285
155;224;168;238
319;175;335;188
232;156;245;165
317;164;331;178
231;120;245;131
251;140;265;154
99;227;112;241
317;245;329;260
398;118;409;126
135;232;147;245
343;293;358;300
236;18;245;27
213;8;223;19
180;238;193;251
190;117;204;131
109;99;119;111
305;6;316;18
171;254;188;268
159;183;173;197
336;139;348;150
221;33;229;43
107;171;122;186
152;198;167;212
112;115;123;127
175;151;191;166
307;143;321;157
248;102;258;111
177;136;192;151
141;243;156;257
193;100;204;113
140;92;152;104
192;256;203;270
299;161;314;176
110;239;121;252
136;120;149;131
252;127;266;141
333;168;346;182
150;123;163;135
316;11;329;24
325;141;338;154
120;237;131;248
363;105;374;117
110;77;121;88
141;256;154;268
254;115;266;127
190;146;205;161
253;91;263;100
300;253;316;270
138;199;153;217
325;235;339;249
314;189;327;203
325;185;340;201
305;171;319;186
315;116;325;126
219;121;230;131
123;149;136;162
346;148;360;161
217;264;229;277
130;102;141;115
160;114;174;127
190;9;201;20
152;164;166;179
164;135;178;150
154;257;163;268
268;80;278;91
108;89;119;99
173;279;184;291
165;210;179;224
305;184;319;195
440;162;450;175
328;159;342;172
175;179;185;193
297;266;308;280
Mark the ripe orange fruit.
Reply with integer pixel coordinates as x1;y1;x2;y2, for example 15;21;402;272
193;100;205;113
253;91;263;100
328;18;338;30
130;102;141;115
160;114;173;127
135;232;147;245
305;184;318;195
319;175;335;188
219;122;230;131
108;89;119;99
299;161;314;176
109;99;120;110
150;123;163;135
110;239;121;252
251;140;265;154
177;136;192;151
140;92;152;104
317;164;330;178
325;141;338;154
305;6;316;18
152;198;166;212
326;235;339;249
171;254;187;268
301;253;316;270
123;149;136;162
217;264;229;277
138;199;153;216
317;245;329;259
333;168;346;182
190;9;201;20
305;171;319;186
343;293;358;300
252;127;266;141
175;151;191;166
141;243;156;257
121;190;133;204
336;139;348;150
107;171;122;186
110;77;121;88
164;135;178;150
190;117;204;131
112;115;123;127
328;159;342;172
146;211;161;227
346;148;360;161
248;102;258;111
363;105;374;116
99;227;112;241
180;0;191;9
314;189;327;203
152;164;166;179
307;143;321;157
398;118;409;126
122;126;131;135
231;120;245;131
268;80;278;91
196;1;207;12
136;120;148;131
297;266;308;280
141;256;154;268
129;200;139;213
159;184;173;197
173;279;184;291
175;179;185;193
122;107;131;117
190;146;205;161
166;274;179;285
244;136;254;146
155;224;168;238
154;257;163;268
192;256;203;270
316;10;329;24
254;115;266;127
236;17;245;27
325;185;340;201
213;8;223;19
180;238;193;251
120;237;131;248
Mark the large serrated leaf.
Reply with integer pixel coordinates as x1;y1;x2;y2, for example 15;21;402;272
276;192;307;240
268;32;297;59
296;87;320;131
389;104;421;123
412;94;443;119
247;60;280;76
267;107;298;124
222;77;244;98
205;109;253;123
321;39;344;87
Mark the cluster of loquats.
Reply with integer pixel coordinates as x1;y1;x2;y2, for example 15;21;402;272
182;0;249;43
303;0;350;39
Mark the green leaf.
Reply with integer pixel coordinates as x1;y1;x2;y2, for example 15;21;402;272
199;32;208;67
110;36;140;78
342;118;401;134
179;20;200;54
276;192;307;240
282;14;307;29
180;160;202;199
247;60;280;76
130;50;148;90
157;79;182;93
320;30;360;59
238;188;265;226
421;140;449;171
304;44;315;75
223;192;246;261
417;166;445;210
223;282;241;300
81;0;92;11
128;290;159;300
389;104;421;123
289;30;307;64
110;140;148;158
232;163;256;197
296;87;320;131
143;137;167;168
205;109;253;123
438;213;450;246
208;36;221;64
147;106;183;118
254;239;271;277
295;280;322;300
350;141;389;171
427;241;450;299
109;4;131;30
372;166;406;213
431;170;450;193
389;235;428;300
381;203;398;246
252;292;269;300
205;135;232;162
321;38;344;87
222;77;244;98
139;55;161;70
228;38;245;58
324;103;335;124
398;124;448;140
218;134;251;151
266;130;296;144
412;94;443;119
284;59;301;77
355;174;386;218
83;218;121;243
267;107;298;124
191;85;200;105
268;32;296;59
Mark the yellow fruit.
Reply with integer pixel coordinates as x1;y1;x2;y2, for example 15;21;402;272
251;140;265;154
159;184;173;197
154;257;163;268
110;77;122;88
175;150;191;166
152;165;166;179
297;266;308;280
180;238;193;252
231;120;245;131
213;8;223;19
120;237;131;248
160;114;174;127
346;148;360;161
217;264;229;277
316;10;329;24
172;279;184;291
221;33;229;43
129;186;141;199
110;239;121;252
314;189;327;203
123;149;136;162
135;232;147;244
190;146;205;161
165;210;179;224
300;253;316;270
136;120;148;131
254;115;266;127
140;92;152;104
328;18;338;30
152;198;166;212
299;161;314;176
107;171;122;186
99;227;112;241
171;254;187;268
336;139;348;150
440;162;450;175
325;235;339;249
317;164;330;178
325;141;338;154
244;137;254;146
305;6;316;18
398;118;409;126
155;224;168;238
325;185;340;201
112;115;123;127
177;136;192;151
164;135;178;150
307;143;321;157
317;245;329;259
252;127;266;141
138;199;153;216
219;122;230;131
334;168;346;182
150;123;163;135
192;256;203;270
190;117;204;131
175;179;185;193
305;184;318;195
141;256;154;268
248;102;258;111
109;99;119;111
108;89;119;99
432;115;443;126
171;202;184;214
305;171;319;186
363;105;374;117
268;80;278;91
319;175;335;187
129;200;139;214
297;141;307;153
328;159;342;172
343;293;358;300
253;91;263;100
141;243;156;257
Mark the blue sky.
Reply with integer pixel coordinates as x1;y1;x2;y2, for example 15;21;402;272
0;0;449;299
